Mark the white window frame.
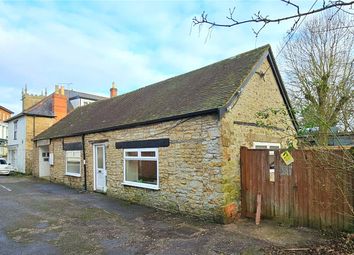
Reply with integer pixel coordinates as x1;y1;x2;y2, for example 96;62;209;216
65;150;81;177
253;142;281;154
123;148;159;190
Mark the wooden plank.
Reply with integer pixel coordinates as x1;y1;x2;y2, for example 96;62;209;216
256;192;262;225
240;147;247;217
292;151;299;226
299;151;309;226
240;148;352;231
274;152;281;219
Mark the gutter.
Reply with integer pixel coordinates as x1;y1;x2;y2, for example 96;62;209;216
34;108;220;141
82;134;87;191
6;113;55;123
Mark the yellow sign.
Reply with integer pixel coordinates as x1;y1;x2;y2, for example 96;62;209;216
281;151;294;165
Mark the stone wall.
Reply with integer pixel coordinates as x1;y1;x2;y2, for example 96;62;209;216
48;136;85;189
85;114;225;221
26;116;54;174
220;58;296;213
22;93;46;111
44;114;226;221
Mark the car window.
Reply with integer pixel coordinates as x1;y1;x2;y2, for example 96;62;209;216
0;159;7;165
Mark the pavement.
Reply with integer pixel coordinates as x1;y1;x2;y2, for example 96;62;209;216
0;176;325;255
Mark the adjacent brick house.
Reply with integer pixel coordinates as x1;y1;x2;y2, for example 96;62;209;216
6;86;106;174
34;45;297;222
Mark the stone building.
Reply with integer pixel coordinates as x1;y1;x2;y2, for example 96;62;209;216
34;45;297;223
6;86;106;174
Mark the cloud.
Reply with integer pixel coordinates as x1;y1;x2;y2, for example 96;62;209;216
0;0;301;114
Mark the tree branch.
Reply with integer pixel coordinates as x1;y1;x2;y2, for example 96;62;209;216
192;1;354;36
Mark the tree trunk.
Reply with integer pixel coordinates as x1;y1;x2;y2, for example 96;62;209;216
318;124;329;146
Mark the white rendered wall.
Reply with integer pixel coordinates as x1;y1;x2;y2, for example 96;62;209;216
7;117;26;173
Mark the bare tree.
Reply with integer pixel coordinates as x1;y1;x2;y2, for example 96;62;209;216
283;11;354;145
193;1;354;37
338;99;354;132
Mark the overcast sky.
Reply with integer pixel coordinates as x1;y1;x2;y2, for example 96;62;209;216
0;0;315;114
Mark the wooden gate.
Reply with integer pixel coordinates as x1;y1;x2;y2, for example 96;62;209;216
240;147;353;230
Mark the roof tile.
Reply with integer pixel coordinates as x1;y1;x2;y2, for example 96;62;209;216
35;45;270;140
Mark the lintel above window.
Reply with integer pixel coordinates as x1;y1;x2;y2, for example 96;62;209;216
63;142;83;151
116;138;169;149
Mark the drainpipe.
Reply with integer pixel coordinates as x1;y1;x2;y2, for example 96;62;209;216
82;134;87;191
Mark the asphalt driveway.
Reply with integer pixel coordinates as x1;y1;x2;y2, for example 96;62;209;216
0;176;327;255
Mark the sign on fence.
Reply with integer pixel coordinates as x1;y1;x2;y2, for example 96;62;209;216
280;150;294;165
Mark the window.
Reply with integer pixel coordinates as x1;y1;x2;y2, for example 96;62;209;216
123;148;159;190
66;151;81;177
13;120;18;140
42;152;50;162
0;159;6;165
253;142;281;150
253;142;281;182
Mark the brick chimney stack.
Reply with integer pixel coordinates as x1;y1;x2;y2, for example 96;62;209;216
110;82;117;98
52;85;67;122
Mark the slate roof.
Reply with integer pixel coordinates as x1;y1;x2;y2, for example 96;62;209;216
6;89;106;122
35;45;293;140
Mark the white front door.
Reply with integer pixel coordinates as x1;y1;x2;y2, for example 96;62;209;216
94;144;106;192
9;149;17;170
39;146;50;177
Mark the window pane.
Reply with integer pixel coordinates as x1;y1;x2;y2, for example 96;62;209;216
255;145;267;149
270;145;280;150
126;151;138;157
97;147;104;169
67;161;80;174
139;161;157;184
141;151;155;157
0;159;6;165
126;160;139;182
125;160;157;185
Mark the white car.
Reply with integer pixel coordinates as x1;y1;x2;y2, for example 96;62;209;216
0;158;15;175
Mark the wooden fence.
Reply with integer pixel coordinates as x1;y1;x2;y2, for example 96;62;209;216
240;147;353;231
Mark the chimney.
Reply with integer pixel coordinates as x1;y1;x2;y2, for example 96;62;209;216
52;85;67;122
60;85;65;95
110;82;117;98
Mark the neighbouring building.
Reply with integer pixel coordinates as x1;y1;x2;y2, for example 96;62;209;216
34;45;297;223
6;86;107;174
0;106;14;158
299;130;354;147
